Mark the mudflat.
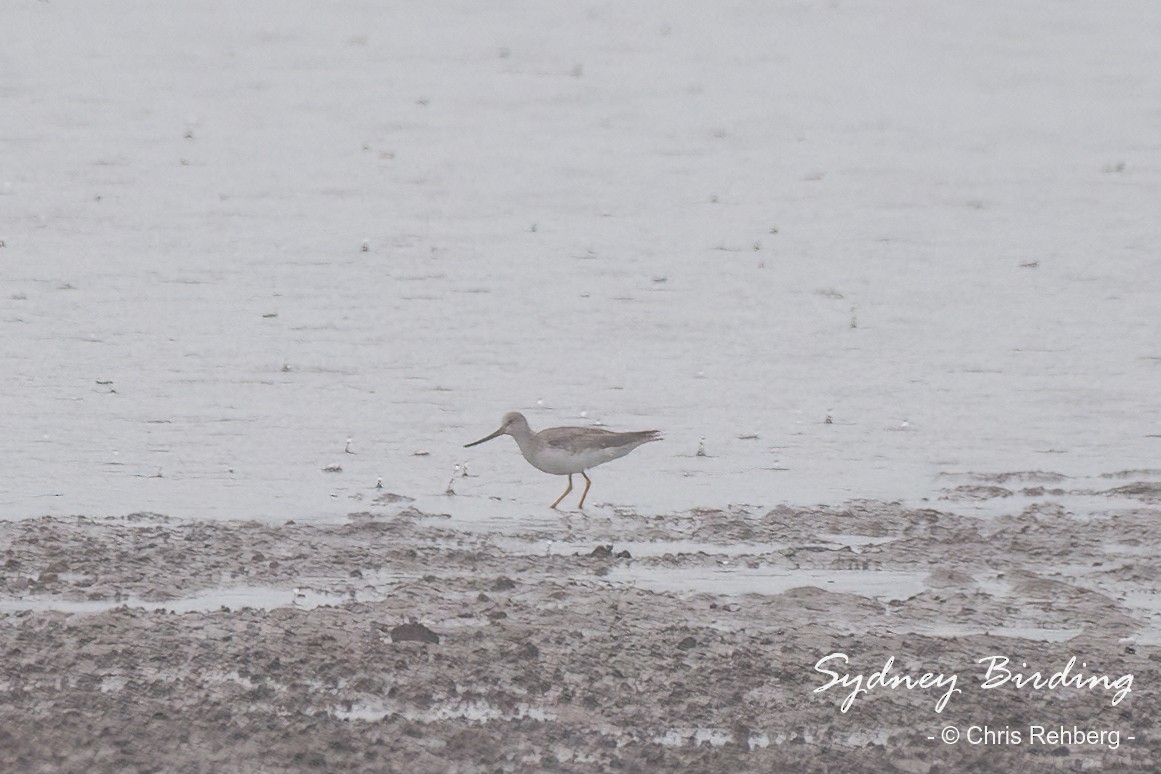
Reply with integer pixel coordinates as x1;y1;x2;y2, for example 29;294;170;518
2;492;1157;772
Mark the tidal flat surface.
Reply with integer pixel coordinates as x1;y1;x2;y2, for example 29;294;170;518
1;502;1158;771
2;0;1159;770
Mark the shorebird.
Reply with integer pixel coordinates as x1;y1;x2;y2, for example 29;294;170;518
463;412;661;509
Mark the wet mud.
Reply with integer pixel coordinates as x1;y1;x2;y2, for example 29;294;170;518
2;489;1159;772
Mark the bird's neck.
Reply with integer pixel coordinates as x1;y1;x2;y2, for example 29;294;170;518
509;425;536;454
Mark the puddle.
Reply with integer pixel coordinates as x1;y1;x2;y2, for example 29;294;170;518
0;586;339;615
497;534;888;559
940;485;1161;520
496;537;786;558
331;699;556;723
904;625;1085;643
605;565;928;601
0;573;415;615
1115;590;1161;645
813;533;898;550
655;728;734;748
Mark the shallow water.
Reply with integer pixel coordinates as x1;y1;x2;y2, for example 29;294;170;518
606;565;928;601
0;583;376;615
2;1;1159;528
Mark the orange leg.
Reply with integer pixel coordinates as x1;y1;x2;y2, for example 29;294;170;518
577;471;593;509
550;474;573;509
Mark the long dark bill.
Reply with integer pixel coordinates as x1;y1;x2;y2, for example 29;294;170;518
464;427;505;448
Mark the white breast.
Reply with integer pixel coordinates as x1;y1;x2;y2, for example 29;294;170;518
522;443;630;475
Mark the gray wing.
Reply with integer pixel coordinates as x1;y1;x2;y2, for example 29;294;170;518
540;427;661;453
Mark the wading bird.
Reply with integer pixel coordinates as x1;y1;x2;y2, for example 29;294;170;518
464;412;661;509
